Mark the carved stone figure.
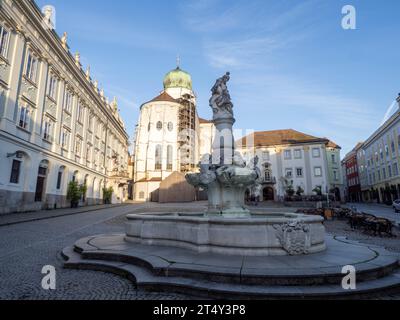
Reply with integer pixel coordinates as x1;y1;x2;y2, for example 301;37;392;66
247;155;262;182
61;32;68;48
75;52;80;66
232;151;246;168
209;72;234;119
42;5;55;30
274;221;311;255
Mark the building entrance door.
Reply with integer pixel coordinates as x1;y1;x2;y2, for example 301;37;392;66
35;164;48;202
263;187;274;201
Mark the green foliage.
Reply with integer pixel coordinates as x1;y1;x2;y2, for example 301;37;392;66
286;184;295;197
67;181;82;204
313;185;322;196
103;186;114;204
296;186;304;196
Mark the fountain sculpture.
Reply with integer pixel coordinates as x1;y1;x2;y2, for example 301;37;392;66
125;73;326;256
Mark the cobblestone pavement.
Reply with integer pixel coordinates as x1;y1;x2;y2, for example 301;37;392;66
1;202;400;300
0;204;197;300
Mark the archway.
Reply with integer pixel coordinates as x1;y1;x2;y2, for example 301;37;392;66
263;187;274;201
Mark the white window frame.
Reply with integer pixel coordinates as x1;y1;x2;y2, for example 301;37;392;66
314;166;322;177
43;118;53;142
296;167;303;177
64;89;73;113
47;73;57;100
312;148;321;158
294;149;302;159
25;49;38;83
77;101;84;124
0;24;10;59
285;168;293;178
75;137;82;156
284;150;292;160
262;151;270;161
18;104;31;131
61;129;70;149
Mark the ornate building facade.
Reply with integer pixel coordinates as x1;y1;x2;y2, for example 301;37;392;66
132;65;214;201
0;0;129;214
237;130;339;201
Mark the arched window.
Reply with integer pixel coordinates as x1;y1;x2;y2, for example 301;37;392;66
155;145;162;170
56;166;65;190
167;145;173;171
156;121;162;130
167;122;173;131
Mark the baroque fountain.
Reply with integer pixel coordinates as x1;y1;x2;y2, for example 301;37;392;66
124;72;326;256
63;73;400;298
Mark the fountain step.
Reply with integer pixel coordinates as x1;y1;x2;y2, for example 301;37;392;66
62;245;400;299
62;234;400;297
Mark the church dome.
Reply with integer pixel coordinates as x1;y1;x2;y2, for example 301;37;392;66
163;67;192;90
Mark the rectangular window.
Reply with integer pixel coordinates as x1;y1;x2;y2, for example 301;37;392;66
382;167;386;180
77;102;84;123
86;145;92;162
43;119;52;141
294;149;302;159
284;150;291;160
10;160;21;184
25;50;38;83
262;151;270;161
75;138;82;156
47;74;57;100
61;130;70;149
64;90;73;113
56;171;63;190
312;148;321;158
18;105;30;130
296;168;303;177
388;165;392;178
394;163;399;176
0;25;9;58
331;154;336;163
88;115;93;132
314;167;322;177
285;168;293;178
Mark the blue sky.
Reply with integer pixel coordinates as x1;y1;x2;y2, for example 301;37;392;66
36;0;400;155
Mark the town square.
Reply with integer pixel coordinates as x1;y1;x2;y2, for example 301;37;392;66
1;0;400;306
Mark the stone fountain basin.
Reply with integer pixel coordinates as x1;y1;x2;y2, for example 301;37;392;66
125;212;326;256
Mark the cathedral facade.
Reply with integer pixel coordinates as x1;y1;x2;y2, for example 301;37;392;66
132;66;214;201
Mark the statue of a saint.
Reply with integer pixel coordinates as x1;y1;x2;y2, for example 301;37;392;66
209;72;234;119
42;6;55;30
61;32;68;49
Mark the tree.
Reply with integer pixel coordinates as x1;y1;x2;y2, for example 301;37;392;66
103;186;114;204
296;186;304;197
313;185;322;196
67;181;82;208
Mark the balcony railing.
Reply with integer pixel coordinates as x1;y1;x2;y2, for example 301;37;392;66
262;176;277;184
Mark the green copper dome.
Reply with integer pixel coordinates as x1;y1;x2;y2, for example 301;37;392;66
163;67;192;90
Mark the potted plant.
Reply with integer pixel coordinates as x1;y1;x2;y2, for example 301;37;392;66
313;186;322;196
67;181;82;208
103;186;114;204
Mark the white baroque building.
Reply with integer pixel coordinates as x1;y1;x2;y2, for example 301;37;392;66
132;65;214;201
0;0;129;214
237;130;334;201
